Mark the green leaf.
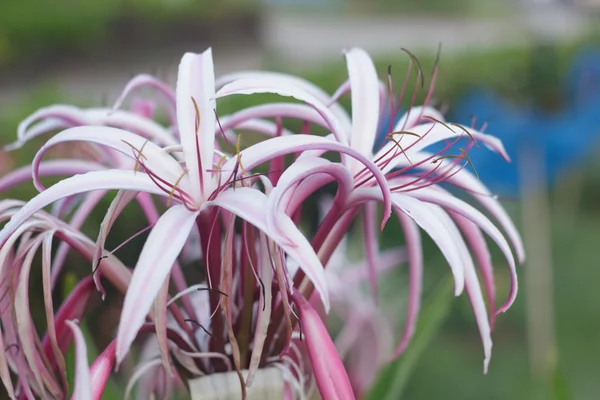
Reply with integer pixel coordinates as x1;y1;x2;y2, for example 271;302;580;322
366;276;454;400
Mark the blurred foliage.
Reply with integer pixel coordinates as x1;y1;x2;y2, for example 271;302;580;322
0;0;253;66
367;276;454;400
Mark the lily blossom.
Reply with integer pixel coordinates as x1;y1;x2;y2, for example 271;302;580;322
219;47;523;373
0;45;524;399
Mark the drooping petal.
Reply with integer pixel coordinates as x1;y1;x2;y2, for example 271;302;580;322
111;74;176;125
32;126;186;192
405;185;517;313
345;48;380;158
426;205;492;373
265;157;353;242
216;77;348;145
392;151;525;263
0;169;167;248
291;292;355;400
348;188;465;296
153;276;173;376
0;323;15;399
205;187;330;311
92;190;140;294
393;213;423;357
14;235;63;399
247;234;274;386
42;277;96;366
65;320;92;400
362;201;380;300
176;49;216;199
451;213;496;326
14;105;177;150
216;70;353;133
116;205;198;364
0;160;107;194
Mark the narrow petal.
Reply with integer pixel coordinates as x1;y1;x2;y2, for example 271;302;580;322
92;190;139;294
216;77;348;145
32;126;186;192
116;205;198;364
393;213;423;357
65;320;92;400
406;186;517;313
152;276;173;376
0;169;166;248
216;70;352;133
266;157;353;242
451;214;496;327
14;236;61;399
89;341;116;400
0;319;15;399
362;201;380;300
219;134;392;229
345;48;380;157
247;235;274;386
176;49;216;198
291;292;355;400
42;277;96;366
391;151;525;263
427;205;492;373
0;160;107;194
348;188;465;296
111;74;176;124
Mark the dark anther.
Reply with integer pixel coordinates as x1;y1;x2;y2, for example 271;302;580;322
92;255;109;276
196;287;228;297
184;318;212;337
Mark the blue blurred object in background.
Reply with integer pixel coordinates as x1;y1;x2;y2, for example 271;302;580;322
448;47;600;194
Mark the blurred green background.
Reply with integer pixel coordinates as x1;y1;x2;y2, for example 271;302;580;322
1;0;600;399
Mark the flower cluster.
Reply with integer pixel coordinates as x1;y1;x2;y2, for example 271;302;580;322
0;47;523;399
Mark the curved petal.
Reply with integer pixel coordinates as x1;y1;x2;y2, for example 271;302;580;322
219;103;324;133
291;292;355;400
394;151;525;264
348;188;465;296
176;49;216;198
0;170;166;248
112;74;176;124
0;160;107;194
32;126;186;192
15;105;177;149
220;135;392;229
393;213;423;357
216;77;348;145
89;341;116;400
116;205;198;364
266;157;354;242
345;48;380;158
426;205;492;373
216;70;352;133
65;320;92;400
405;185;517;313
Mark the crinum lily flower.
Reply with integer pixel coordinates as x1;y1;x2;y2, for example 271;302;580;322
215;47;524;373
0;47;398;399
